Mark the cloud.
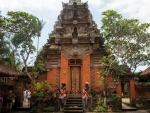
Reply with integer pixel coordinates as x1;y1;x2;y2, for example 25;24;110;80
82;0;103;7
1;0;150;24
102;0;150;23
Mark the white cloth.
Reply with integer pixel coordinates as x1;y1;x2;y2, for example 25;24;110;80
23;90;31;108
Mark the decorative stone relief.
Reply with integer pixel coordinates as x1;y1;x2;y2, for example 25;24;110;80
37;0;104;69
62;46;89;59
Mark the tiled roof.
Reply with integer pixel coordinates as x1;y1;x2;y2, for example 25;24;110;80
0;65;20;77
141;66;150;76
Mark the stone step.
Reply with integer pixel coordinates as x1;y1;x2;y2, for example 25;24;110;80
64;109;83;113
64;95;83;113
64;106;83;110
67;96;82;99
65;104;83;107
66;101;82;104
67;100;82;103
67;98;82;101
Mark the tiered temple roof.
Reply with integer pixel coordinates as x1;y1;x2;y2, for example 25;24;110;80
37;0;105;70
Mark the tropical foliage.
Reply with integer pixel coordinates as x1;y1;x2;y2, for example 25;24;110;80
0;13;18;68
98;10;150;108
100;10;150;83
31;81;55;112
6;11;43;73
101;10;150;73
0;11;43;75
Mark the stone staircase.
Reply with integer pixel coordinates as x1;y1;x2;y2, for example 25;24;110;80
64;95;84;113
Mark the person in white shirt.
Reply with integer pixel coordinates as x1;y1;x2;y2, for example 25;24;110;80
23;89;31;108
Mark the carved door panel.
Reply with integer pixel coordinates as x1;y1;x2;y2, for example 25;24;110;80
70;66;81;92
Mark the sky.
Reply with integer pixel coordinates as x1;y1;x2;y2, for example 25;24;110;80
0;0;150;70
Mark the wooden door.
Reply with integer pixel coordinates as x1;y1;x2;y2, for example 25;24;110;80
70;66;81;92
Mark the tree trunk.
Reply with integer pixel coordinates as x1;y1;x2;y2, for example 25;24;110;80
24;63;35;83
103;77;107;106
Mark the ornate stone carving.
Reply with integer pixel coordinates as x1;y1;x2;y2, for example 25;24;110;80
62;45;89;59
73;20;78;25
72;27;78;44
37;0;105;69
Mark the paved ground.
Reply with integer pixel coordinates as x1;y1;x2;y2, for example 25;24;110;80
11;110;150;113
122;103;137;110
87;111;150;113
122;110;150;113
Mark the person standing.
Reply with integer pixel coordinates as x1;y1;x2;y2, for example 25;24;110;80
23;89;31;108
82;82;92;111
7;90;15;113
55;88;60;111
82;88;88;111
0;93;3;113
59;83;67;111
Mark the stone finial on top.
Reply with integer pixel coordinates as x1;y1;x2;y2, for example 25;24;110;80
69;0;81;4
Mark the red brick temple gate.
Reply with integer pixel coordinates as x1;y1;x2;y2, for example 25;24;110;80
37;0;136;102
37;0;105;93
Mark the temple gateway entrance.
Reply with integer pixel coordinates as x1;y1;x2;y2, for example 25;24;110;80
38;0;105;94
69;59;82;92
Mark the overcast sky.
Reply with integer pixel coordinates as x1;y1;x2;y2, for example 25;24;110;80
0;0;150;70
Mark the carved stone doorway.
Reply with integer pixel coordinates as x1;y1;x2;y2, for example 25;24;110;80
70;66;81;92
69;59;82;93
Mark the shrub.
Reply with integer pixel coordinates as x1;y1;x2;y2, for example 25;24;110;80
31;81;55;112
94;96;108;112
109;94;122;111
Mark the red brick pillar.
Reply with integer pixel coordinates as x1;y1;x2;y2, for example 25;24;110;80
82;53;90;90
130;78;136;106
60;52;68;90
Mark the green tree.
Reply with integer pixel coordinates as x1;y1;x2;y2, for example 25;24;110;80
0;13;7;60
6;11;43;79
101;10;150;73
99;10;150;106
0;12;17;68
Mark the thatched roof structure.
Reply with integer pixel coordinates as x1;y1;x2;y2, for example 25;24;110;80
0;65;20;77
141;66;150;76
